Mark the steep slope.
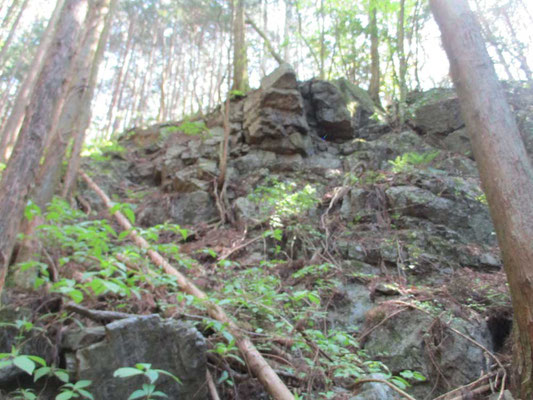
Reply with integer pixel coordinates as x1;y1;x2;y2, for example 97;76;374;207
3;65;530;399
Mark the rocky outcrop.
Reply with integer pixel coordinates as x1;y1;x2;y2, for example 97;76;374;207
65;315;207;400
410;82;533;160
363;309;492;399
300;78;378;142
411;89;464;136
64;66;530;400
243;63;311;155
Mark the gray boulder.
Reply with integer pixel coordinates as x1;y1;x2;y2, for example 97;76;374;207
385;178;495;245
411;83;533;161
363;309;491;399
137;190;217;226
305;80;354;141
75;315;207;400
328;283;374;329
413;92;464;136
351;374;401;400
300;79;377;142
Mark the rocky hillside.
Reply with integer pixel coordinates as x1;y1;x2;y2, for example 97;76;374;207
3;65;532;399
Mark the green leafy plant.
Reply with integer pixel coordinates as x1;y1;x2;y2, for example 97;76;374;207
8;388;38;400
55;380;94;400
81;140;125;162
161;120;209;139
113;363;181;400
249;178;319;228
0;348;46;376
388;150;440;173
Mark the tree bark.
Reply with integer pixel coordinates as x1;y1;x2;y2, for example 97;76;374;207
283;0;292;63
112;40;136;134
232;0;248;92
397;0;407;124
105;18;134;137
157;27;167;122
35;0;114;208
430;0;533;398
368;4;381;107
0;0;88;295
472;0;514;81
0;0;67;162
500;7;532;81
1;0;20;30
0;0;28;70
62;0;117;198
318;0;325;79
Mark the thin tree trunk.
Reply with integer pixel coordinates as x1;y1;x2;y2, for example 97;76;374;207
232;0;248;92
473;0;514;81
0;0;67;162
158;28;166;122
0;0;88;294
136;31;157;125
368;4;381;107
62;0;117;198
105;18;134;137
283;0;291;63
125;64;140;128
112;41;136;135
430;0;533;398
0;0;28;70
0;0;19;30
260;0;267;76
500;8;532;80
318;0;325;79
397;0;407;124
295;1;320;76
246;13;284;65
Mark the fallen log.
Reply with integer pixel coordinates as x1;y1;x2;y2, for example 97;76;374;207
80;171;295;400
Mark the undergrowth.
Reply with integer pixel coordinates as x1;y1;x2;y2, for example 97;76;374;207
0;194;421;399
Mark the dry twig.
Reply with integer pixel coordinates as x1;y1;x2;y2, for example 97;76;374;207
206;370;221;400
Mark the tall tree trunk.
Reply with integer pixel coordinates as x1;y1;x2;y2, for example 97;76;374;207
430;0;533;398
105;18;134;137
112;41;136;135
125;64;140;128
62;0;117;198
0;0;66;162
35;0;113;208
500;8;532;81
1;0;19;30
246;13;284;65
283;0;291;63
368;4;381;107
136;31;156;126
0;0;88;294
397;0;407;124
0;0;28;70
232;0;248;92
472;0;514;81
158;28;166;122
318;0;325;79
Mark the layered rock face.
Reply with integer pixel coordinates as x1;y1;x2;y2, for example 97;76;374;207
243;63;312;155
72;65;532;399
409;83;533;159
